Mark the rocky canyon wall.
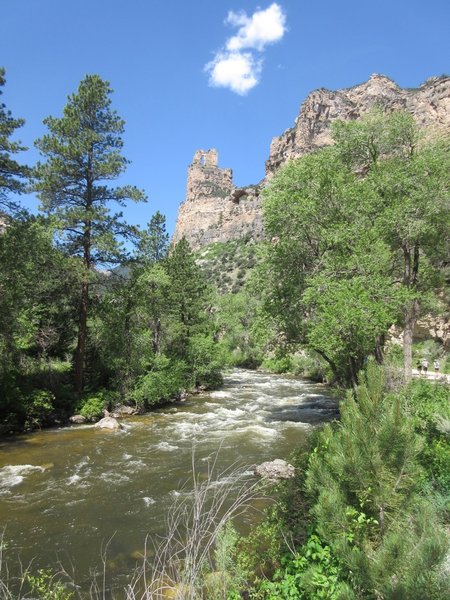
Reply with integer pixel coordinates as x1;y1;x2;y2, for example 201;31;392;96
173;74;449;250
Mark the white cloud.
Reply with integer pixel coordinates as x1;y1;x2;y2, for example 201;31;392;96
226;3;287;52
205;3;287;95
206;52;262;95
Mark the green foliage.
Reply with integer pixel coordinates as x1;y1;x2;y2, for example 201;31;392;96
305;362;448;598
402;379;450;494
203;522;246;600
0;67;28;212
77;390;117;421
261;109;450;384
261;355;292;373
34;74;146;394
136;210;169;264
24;389;56;430
187;334;224;389
26;569;73;600
165;237;208;361
130;357;187;408
257;534;345;600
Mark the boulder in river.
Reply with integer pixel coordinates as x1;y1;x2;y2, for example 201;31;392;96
254;459;295;481
110;405;138;418
94;416;122;430
69;414;86;424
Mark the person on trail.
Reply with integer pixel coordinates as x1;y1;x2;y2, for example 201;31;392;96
434;360;440;377
422;359;429;374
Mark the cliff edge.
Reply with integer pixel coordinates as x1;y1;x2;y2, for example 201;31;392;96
173;74;450;250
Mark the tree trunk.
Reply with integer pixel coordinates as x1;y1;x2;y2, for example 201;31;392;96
152;318;162;354
74;279;89;395
403;301;416;383
313;348;340;384
403;244;420;383
74;157;93;395
374;333;385;364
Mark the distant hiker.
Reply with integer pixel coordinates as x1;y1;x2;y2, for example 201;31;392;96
434;360;440;376
416;360;422;375
422;359;429;374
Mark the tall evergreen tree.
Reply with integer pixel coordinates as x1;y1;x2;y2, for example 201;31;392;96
137;210;169;264
165;237;207;360
0;68;28;212
34;75;146;393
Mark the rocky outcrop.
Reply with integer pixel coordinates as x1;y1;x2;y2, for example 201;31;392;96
265;74;450;176
172;75;449;250
172;149;264;250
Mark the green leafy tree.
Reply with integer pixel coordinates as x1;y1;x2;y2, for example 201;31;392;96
0;217;79;431
262;147;400;384
262;111;449;384
334;111;450;380
33;74;146;393
0;68;28;212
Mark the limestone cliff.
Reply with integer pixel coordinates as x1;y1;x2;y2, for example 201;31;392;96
173;74;449;250
266;74;450;176
172;149;264;249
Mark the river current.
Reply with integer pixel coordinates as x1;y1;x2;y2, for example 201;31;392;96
0;369;337;593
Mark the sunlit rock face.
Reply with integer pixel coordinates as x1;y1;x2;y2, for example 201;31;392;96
172;148;264;250
266;74;450;176
173;75;450;250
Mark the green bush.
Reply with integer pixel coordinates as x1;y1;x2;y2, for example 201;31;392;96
77;389;118;421
403;379;450;494
26;569;73;600
130;358;187;408
24;389;56;429
78;395;106;421
261;356;292;373
257;534;345;600
187;334;224;389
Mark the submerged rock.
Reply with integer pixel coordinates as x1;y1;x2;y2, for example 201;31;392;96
94;416;122;430
254;459;295;481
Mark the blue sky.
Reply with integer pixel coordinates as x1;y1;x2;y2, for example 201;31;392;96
2;0;449;236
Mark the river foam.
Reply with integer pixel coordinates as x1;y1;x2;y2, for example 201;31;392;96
0;464;45;492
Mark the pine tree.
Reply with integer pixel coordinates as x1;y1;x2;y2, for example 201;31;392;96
165;237;207;360
137;210;169;264
34;75;146;393
306;362;448;598
0;68;28;212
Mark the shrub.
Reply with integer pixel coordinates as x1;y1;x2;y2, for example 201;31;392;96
130;358;187;408
261;356;292;373
78;395;106;421
187;334;224;389
77;389;118;421
24;389;56;429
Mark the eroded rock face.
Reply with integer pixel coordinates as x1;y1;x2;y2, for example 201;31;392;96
172;75;450;251
266;74;450;176
172;149;264;250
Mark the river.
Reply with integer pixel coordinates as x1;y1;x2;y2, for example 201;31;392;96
0;369;337;595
